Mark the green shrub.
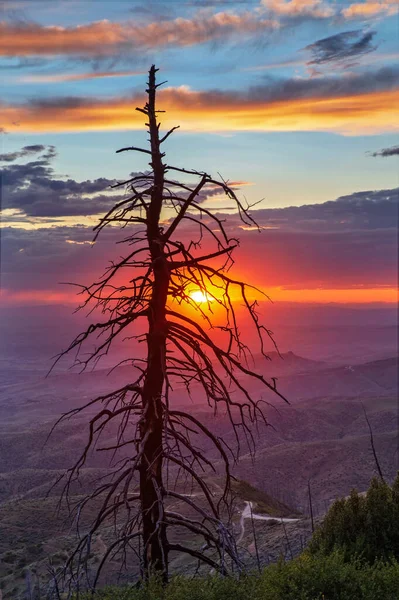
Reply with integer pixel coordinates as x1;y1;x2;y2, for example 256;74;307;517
74;475;399;600
308;473;399;563
77;554;399;600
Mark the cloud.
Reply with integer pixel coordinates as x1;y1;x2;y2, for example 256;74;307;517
342;0;398;19
222;187;398;232
0;2;395;72
0;12;278;58
0;144;253;221
189;178;252;202
0;144;47;162
0;226;109;294
236;228;397;290
2;66;398;136
304;30;377;65
1;187;397;299
199;187;398;289
370;145;399;157
0;145;127;217
261;0;334;19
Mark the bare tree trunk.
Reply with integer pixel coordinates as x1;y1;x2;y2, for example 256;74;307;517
361;402;385;483
139;65;169;580
249;503;261;573
308;479;314;533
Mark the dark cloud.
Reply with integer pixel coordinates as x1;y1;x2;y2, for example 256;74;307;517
1;64;397;137
8;64;398;131
250;65;399;103
370;146;399;158
128;2;175;20
237;188;399;232
1;187;397;295
28;96;90;110
228;189;398;289
164;64;398;104
0;144;47;162
177;187;398;289
1;144;251;218
0;224;130;294
304;30;377;65
0;145;132;217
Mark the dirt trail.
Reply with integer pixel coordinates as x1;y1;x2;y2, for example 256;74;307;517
238;501;300;544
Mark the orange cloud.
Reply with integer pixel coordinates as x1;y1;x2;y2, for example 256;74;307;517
262;0;398;19
262;0;334;18
0;13;277;57
2;87;398;136
342;0;398;18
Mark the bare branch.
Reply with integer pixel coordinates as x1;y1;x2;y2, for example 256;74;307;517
116;146;153;155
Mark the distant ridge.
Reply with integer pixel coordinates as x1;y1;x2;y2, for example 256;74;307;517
253;351;327;376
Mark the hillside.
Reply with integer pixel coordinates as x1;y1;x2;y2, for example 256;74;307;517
0;317;397;597
0;476;303;598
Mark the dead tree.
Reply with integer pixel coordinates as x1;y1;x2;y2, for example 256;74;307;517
361;402;385;482
52;65;288;590
308;478;314;533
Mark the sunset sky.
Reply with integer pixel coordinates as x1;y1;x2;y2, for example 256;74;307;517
0;0;398;306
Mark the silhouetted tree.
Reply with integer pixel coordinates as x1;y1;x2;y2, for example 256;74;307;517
52;65;287;591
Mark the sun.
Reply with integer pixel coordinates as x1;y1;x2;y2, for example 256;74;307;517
190;290;213;304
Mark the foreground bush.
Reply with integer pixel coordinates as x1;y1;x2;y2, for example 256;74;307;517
309;474;399;563
77;476;399;599
79;552;399;600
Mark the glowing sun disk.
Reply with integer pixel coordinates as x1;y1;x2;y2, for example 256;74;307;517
190;290;213;303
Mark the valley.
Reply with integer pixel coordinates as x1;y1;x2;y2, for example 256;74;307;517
0;304;397;597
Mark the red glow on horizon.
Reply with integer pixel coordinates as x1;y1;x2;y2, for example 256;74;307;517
0;285;396;307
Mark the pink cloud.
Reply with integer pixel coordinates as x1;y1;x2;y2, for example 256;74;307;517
261;0;334;18
342;0;398;18
0;12;277;58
